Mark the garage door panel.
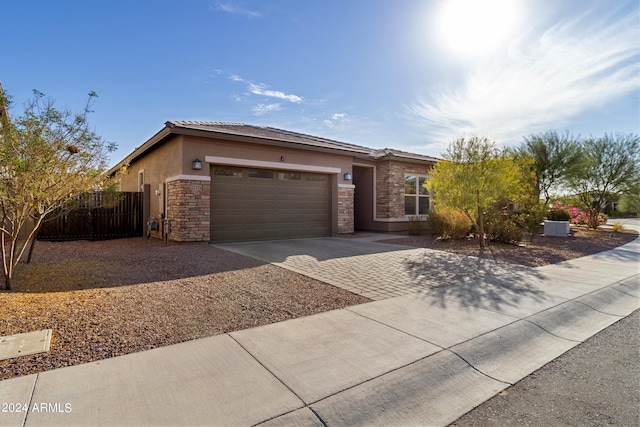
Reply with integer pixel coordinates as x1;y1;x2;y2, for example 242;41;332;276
304;186;329;195
211;167;331;242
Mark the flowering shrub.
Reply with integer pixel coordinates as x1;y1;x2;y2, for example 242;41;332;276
549;200;608;229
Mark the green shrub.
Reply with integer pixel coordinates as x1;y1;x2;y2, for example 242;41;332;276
547;207;571;221
487;211;523;244
427;207;472;240
407;216;427;235
513;204;547;242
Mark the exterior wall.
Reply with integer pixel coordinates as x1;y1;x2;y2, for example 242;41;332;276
183;135;354;186
375;160;434;219
187;135;355;237
114;129;438;240
337;185;355;234
116;135;185;238
166;179;211;241
368;160;435;232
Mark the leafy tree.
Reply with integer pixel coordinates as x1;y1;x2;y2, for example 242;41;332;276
0;89;116;290
516;130;584;204
426;136;532;249
568;133;640;225
617;191;640;215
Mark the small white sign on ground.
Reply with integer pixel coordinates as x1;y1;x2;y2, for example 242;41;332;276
0;329;52;360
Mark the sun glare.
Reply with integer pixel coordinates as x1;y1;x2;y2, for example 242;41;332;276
437;0;519;58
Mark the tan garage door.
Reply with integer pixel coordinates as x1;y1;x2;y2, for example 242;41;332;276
210;166;331;242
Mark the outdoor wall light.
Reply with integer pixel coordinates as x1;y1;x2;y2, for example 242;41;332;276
343;172;353;181
192;158;203;170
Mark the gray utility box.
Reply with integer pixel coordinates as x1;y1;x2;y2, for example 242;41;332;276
544;220;571;237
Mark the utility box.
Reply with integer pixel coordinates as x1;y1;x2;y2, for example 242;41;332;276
544;220;571;237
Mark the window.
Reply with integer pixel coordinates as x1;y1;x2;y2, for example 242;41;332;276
279;172;301;180
213;167;242;177
248;169;274;179
138;170;145;191
306;174;327;182
404;175;430;216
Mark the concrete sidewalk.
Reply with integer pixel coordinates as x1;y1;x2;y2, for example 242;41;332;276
1;229;639;426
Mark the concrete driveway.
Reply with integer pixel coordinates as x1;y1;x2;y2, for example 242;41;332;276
216;235;536;301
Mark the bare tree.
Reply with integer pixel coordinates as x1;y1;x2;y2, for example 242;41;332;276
0;89;116;290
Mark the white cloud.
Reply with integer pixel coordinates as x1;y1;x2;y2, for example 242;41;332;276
408;7;640;147
253;103;281;115
213;3;261;18
248;83;303;103
323;113;351;129
227;74;303;104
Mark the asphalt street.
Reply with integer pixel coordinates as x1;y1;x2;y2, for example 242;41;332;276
450;308;640;427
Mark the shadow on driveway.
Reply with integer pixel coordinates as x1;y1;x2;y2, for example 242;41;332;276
220;236;553;311
404;249;550;313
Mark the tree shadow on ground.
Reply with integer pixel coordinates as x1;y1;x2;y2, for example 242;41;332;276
403;248;550;313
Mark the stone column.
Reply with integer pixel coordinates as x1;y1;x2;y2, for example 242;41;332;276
337;184;355;234
166;179;211;241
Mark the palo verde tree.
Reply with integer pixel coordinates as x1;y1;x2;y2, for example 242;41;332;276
568;133;640;223
0;89;116;290
426;135;532;249
515;130;584;204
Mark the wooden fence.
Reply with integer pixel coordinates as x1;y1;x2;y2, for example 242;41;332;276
37;192;144;241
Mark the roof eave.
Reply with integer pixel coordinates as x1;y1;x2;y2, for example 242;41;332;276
107;126;172;175
370;151;440;165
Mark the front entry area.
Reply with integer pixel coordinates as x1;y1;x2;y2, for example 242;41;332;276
210;166;331;243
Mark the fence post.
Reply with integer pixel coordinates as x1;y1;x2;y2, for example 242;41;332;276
143;184;151;234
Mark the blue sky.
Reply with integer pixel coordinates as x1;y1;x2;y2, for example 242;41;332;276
2;0;639;166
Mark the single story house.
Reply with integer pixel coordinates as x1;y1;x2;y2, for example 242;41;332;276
108;121;439;243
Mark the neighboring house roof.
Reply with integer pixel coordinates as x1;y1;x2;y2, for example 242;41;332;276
370;147;440;163
109;121;439;174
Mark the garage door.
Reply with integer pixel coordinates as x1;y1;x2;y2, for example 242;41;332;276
210;166;331;242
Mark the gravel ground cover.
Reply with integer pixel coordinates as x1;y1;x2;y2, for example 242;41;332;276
0;238;369;380
382;226;638;267
1;226;637;381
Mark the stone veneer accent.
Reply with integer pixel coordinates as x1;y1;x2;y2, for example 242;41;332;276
167;179;211;241
376;161;433;219
337;185;355;234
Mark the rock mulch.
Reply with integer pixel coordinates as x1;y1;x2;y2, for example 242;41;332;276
0;238;369;380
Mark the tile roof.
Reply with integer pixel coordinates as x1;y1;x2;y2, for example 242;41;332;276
109;121;439;174
167;121;373;154
370;147;440;162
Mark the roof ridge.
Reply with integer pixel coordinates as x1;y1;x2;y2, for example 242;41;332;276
169;120;246;126
258;125;371;150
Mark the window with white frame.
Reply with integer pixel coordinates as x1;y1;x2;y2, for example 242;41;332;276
138;170;145;191
404;175;430;216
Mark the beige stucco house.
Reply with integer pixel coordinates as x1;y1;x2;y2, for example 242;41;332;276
109;121;438;243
